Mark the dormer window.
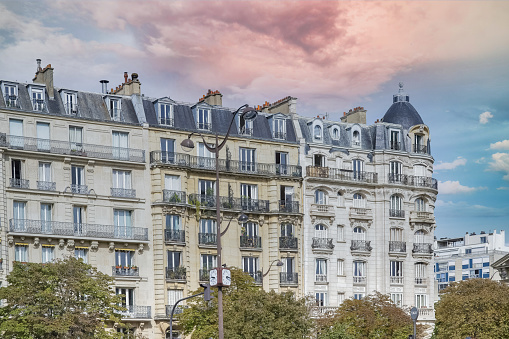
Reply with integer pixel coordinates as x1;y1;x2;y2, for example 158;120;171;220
109;98;121;121
159;103;174;126
314;125;322;140
31;88;45;111
352;130;360;147
390;130;400;150
196;108;211;130
331;127;340;140
2;83;19;108
62;91;78;115
273;118;286;139
239;115;253;136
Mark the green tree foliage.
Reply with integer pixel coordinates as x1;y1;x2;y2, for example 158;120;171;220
178;268;313;339
0;257;125;338
317;292;421;339
435;278;509;339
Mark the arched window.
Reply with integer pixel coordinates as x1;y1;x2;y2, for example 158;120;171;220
353;193;366;208
337;191;344;206
314;125;322;140
415;198;426;211
390;195;403;217
315;224;328;238
332;127;339;140
353;130;360;146
353;226;366;241
315;189;326;204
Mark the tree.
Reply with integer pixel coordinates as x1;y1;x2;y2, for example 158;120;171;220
178;268;313;339
435;278;509;339
317;292;422;339
0;257;125;338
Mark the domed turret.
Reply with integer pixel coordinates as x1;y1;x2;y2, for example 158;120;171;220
382;83;424;130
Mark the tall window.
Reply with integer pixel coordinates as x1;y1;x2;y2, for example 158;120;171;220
414;230;426;244
159;103;173;126
242;222;258;237
166;215;181;231
239;115;253;135
11;159;23;187
109;98;121;120
75;248;88;263
337;225;344;241
239;148;256;172
282;257;294;275
200;254;217;270
9;119;23;148
275;152;288;174
36;122;50;151
415;294;427;308
313;154;325;167
64;92;77;114
112;170;131;189
315;189;326;204
15;244;28;262
281;223;294;237
197;142;215;168
198;180;215;196
353;227;365;241
315;292;327;306
167;289;183;312
199;219;216;235
353;193;366;208
390;195;403;212
389;161;402;182
13;201;26;231
242;257;259;277
38;162;52;189
40;203;52;233
71;165;86;193
352;130;360;146
31;88;44;111
315;258;327;282
390;261;403;284
69;126;83;151
240;184;257;200
314;125;322;140
116;287;134;309
314;224;327;238
415;198;425;211
390;130;400;150
353;159;364;180
42;246;55;264
390;228;403;242
114;210;132;238
73;206;84;234
168;251;182;270
160;138;175;163
273;118;286;139
415;263;427;284
112;131;129;160
331;127;339;140
337;259;344;275
4;84;18;107
196;108;211;130
353;261;366;283
115;249;134;267
165;175;181;191
391;293;403;307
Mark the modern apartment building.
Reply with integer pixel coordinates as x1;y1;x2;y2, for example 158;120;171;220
434;230;509;299
297;83;438;322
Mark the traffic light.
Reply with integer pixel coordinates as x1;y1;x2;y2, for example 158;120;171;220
200;283;212;301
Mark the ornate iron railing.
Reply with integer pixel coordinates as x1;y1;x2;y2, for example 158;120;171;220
389;209;405;218
166;304;186;316
248;271;263;284
37;181;56;191
111;188;136;198
5;135;145;162
279;236;298;250
163;190;187;204
413;144;429;154
240;235;262;249
32;98;46;112
389;241;406;253
198;233;217;245
70;184;89;194
388;174;437;189
164;230;185;243
279;200;299;213
189;194;270;212
315;274;327;282
4;94;20;108
306;166;378;183
280;272;298;284
9;178;29;189
413;243;433;254
112;266;139;277
160;117;174;127
273;131;287;140
150;151;302;177
350;240;372;252
353;276;366;284
121;305;151;319
312;237;334;250
196;122;212;130
9;219;148;241
166;267;187;281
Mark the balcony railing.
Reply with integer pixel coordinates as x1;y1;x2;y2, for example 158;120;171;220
188;194;270;212
198;233;217;245
350;207;372;218
390;276;404;284
279;236;298;250
189;194;216;208
166;304;186;317
111;188;136;198
279;200;299;213
9;219;149;241
165;230;185;243
353;276;366;284
413;243;433;254
4;94;20;108
350;240;372;252
70;184;89;194
5;135;145;162
410;211;435;222
112;266;139;277
389;241;406;253
199;269;211;281
315;274;327;282
163;190;187;204
32;98;46;112
240;127;253;136
240;235;262;249
312;237;334;250
388;174;438;189
121;305;151;319
413;144;429;154
160;117;174;127
280;272;298;285
196;122;212;130
150;151;302;178
415;277;428;285
166;267;187;281
389;209;405;218
312;204;333;213
306;166;378;183
9;178;29;189
248;271;263;284
273;131;287;140
37;181;56;191
389;141;401;150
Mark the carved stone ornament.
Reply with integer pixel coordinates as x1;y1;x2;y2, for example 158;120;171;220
350;220;372;228
162;206;186;216
34;238;40;248
90;241;99;251
59;239;65;249
67;239;75;249
138;244;144;254
109;242;115;252
310;216;334;227
7;235;14;246
410;223;433;233
278;215;302;226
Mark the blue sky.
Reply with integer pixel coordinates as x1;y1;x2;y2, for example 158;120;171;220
0;0;508;240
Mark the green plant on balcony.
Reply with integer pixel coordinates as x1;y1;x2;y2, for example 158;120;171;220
169;192;181;203
206;188;214;196
167;266;186;280
189;199;201;221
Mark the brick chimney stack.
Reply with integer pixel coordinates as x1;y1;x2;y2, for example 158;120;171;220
33;59;54;99
340;106;367;124
111;72;141;95
200;89;223;106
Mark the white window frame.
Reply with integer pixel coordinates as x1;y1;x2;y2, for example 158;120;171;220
2;82;18;107
42;245;55;264
337;259;344;276
353;193;366;208
314;224;328;238
30;87;45;111
239;147;256;172
113;170;132;189
415;294;428;308
330;125;340;140
15;244;28;262
159;103;174;126
337;225;344;242
315;292;328;306
166;214;181;231
62;91;78;115
315;258;327;282
106;97;121;121
314;124;322;140
315;189;326;205
75;248;88;263
196;108;211;130
391;293;403;307
273;118;286;139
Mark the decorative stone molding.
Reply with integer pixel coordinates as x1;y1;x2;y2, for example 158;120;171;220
109;242;115;252
138;243;144;254
90;241;99;251
310;216;335;227
7;236;14;246
67;239;75;249
33;238;40;248
278;215;302;226
162;205;187;216
59;239;65;249
349;219;372;229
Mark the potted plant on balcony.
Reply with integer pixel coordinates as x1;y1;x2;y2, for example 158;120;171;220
169;192;181;203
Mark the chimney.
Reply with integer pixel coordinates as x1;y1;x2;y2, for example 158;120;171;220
100;80;109;94
266;96;297;115
202;89;223;106
33;59;54;99
124;72;128;84
111;72;141;95
340;106;366;124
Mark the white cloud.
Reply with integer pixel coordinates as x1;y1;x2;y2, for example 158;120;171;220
435;157;467;170
489;153;509;180
475;157;486;164
497;187;509;190
438;181;487;194
479;111;493;124
490;140;509;151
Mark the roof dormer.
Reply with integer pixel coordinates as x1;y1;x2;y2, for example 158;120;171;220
154;97;176;127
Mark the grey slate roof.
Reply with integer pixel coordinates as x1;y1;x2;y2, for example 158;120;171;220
382;101;424;130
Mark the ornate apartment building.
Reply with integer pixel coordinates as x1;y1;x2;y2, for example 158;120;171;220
297;84;438;322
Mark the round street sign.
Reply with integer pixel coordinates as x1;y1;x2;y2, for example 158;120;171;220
410;307;419;321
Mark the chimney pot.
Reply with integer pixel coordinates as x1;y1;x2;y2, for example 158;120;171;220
36;59;42;71
100;80;109;94
124;72;128;84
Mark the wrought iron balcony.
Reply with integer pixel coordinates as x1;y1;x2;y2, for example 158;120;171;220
188;194;216;208
279;236;298;250
415;277;428;285
4;94;20;108
166;267;187;281
388;174;437;189
199;269;210;281
390;276;404;284
111;188;136;198
196;122;212;130
389;141;401;150
165;230;185;243
37;181;56;191
350;240;372;252
149;151;302;178
389;209;405;218
70;184;89;194
160;117;174;127
189;194;270;212
353;276;366;284
280;272;298;285
413;144;429;154
9;178;29;189
163;190;187;204
121;305;151;319
306;166;378;184
112;266;139;277
248;271;263;284
240;198;270;212
279;200;299;213
389;241;406;253
166;304;186;317
5;135;145;162
315;274;327;282
273;131;287;140
32;98;47;112
64;102;79;115
388;173;408;184
312;237;334;250
240;235;262;249
413;243;433;254
198;233;217;245
9;219;149;241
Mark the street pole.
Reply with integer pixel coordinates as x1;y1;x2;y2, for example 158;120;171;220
215;133;224;339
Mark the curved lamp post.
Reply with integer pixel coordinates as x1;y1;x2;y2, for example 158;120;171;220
262;259;284;277
180;104;257;339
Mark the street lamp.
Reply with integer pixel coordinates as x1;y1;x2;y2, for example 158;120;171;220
180;104;257;339
262;259;284;277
